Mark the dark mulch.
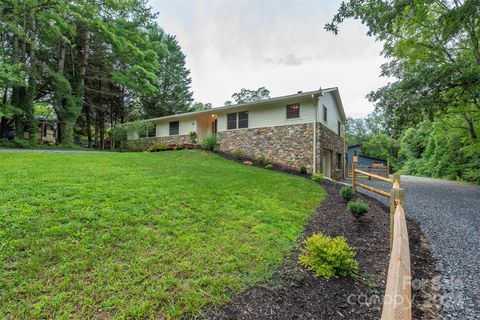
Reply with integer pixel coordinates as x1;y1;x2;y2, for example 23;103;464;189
201;180;440;320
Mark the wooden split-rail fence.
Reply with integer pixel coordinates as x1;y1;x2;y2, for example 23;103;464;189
351;161;411;320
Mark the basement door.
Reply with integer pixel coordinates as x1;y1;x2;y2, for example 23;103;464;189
322;149;332;178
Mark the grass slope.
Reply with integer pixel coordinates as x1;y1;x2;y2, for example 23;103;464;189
0;150;323;319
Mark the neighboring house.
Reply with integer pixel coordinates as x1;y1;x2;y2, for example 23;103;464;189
131;87;347;180
347;144;388;167
37;117;58;143
0;117;57;143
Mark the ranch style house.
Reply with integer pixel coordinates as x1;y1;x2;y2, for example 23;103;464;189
132;87;347;180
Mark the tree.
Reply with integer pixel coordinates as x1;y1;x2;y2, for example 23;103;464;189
142;30;193;118
231;87;270;104
328;0;480;183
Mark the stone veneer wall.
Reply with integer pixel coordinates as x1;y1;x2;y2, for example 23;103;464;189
316;124;346;180
218;123;315;172
127;135;191;150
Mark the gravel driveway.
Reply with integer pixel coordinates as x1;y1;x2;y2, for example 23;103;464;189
344;175;480;319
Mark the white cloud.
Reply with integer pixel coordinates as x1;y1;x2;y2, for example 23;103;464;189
149;0;390;116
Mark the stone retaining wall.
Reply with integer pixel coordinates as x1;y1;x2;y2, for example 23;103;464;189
127;135;191;151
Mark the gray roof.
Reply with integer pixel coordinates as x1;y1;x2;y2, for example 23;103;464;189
140;87;346;123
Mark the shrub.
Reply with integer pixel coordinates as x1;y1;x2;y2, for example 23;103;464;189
264;164;273;170
339;186;354;201
231;149;243;159
146;142;167;152
299;233;358;279
311;173;324;183
300;165;307;174
202;134;219;151
347;199;369;217
176;144;185;150
189;131;198;144
252;155;267;166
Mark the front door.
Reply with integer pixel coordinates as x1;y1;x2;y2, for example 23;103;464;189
322;150;332;178
211;119;217;134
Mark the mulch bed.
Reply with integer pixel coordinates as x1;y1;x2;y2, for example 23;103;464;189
201;179;440;319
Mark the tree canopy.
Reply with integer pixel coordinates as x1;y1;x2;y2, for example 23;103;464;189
0;0;193;147
231;87;270;104
331;0;479;183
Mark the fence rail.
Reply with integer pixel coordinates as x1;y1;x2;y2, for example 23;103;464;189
351;161;411;320
348;164;389;178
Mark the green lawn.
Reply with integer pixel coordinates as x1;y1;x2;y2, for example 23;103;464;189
0;150;323;319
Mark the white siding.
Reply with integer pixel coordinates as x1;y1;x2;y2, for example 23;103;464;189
318;92;343;136
217;102;316;132
155;117;196;137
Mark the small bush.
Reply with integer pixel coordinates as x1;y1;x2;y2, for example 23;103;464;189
347;199;369;217
300;165;307;174
189;131;198;144
311;173;324;183
231;149;243;159
202;134;219;151
252;155;267;166
299;233;358;279
146;142;167;152
339;186;354;201
176;144;185;150
264;164;273;170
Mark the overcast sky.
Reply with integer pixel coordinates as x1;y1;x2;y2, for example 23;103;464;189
148;0;390;117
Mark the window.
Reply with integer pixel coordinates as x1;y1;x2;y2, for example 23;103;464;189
337;153;342;169
338;121;342;135
353;150;358;156
286;103;300;119
169;121;179;135
323;105;327;122
238;111;249;128
227;113;237;129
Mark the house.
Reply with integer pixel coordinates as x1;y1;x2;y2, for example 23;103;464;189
0;117;57;143
347;144;389;177
131;87;347;180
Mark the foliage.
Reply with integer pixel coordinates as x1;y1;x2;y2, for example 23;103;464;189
0;138;34;149
298;233;358;279
231;149;244;159
141;32;193;118
252;155;267;166
300;165;307;174
0;150;324;318
231;87;270;104
189;131;198;144
201;134;219;151
146;142;168;152
347;199;369;217
264;164;273;170
328;0;480;184
339;186;354;201
311;173;325;183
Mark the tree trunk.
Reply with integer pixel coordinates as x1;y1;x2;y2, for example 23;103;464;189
85;103;92;148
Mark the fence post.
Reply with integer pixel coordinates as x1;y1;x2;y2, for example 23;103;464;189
389;184;406;250
393;173;401;188
352;159;357;192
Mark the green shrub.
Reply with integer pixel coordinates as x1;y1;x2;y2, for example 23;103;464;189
252;155;267;166
0;138;34;149
339;186;354;201
347;199;369;217
231;149;243;159
202;134;219;151
264;164;273;170
176;144;185;150
298;233;358;279
189;131;198;144
146;142;167;152
300;165;307;174
311;173;324;183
